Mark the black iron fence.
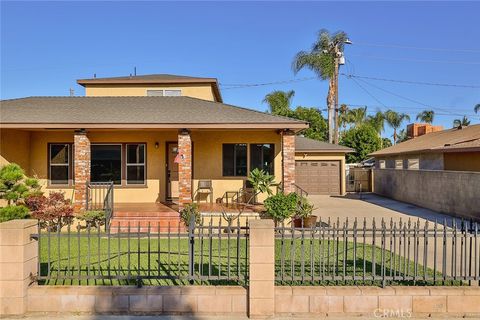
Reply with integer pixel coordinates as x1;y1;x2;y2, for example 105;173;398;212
275;218;479;286
86;181;114;230
32;216;249;286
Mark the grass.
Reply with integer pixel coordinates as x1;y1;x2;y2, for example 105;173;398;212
38;232;462;286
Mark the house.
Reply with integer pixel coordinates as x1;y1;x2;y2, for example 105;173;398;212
371;124;480;171
0;74;350;229
369;124;480;219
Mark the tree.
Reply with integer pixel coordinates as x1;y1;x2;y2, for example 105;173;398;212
292;29;349;143
384;110;411;145
347;107;368;127
453;116;471;128
474;104;480;114
0;163;40;205
416;110;435;124
263;90;295;116
382;138;393;148
340;124;382;163
291;106;328;141
396;129;408;144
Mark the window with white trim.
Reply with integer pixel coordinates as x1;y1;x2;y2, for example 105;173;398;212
395;159;404;169
146;90;164;96
146;89;182;97
49;144;71;185
379;160;386;169
126;144;146;185
408;159;419;170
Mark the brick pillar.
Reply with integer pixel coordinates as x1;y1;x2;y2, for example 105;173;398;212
0;220;38;316
74;130;90;212
282;130;295;194
249;219;275;318
178;129;192;209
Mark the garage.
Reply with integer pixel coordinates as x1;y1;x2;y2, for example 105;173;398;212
295;160;341;195
294;136;353;195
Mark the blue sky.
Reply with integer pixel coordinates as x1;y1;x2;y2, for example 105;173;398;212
1;1;479;140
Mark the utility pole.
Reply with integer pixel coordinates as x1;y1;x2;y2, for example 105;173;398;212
333;45;340;144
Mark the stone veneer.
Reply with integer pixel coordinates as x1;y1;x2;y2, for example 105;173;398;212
282;131;296;193
177;130;192;208
73;130;90;212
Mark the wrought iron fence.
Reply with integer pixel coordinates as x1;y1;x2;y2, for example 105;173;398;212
86;181;114;230
275;218;479;286
31;216;250;286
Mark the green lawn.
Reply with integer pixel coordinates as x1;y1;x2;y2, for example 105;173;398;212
38;233;460;286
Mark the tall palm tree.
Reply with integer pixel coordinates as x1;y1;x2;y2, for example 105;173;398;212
396;129;408;144
474;104;480;114
367;111;386;147
453;116;471;128
384;110;411;145
292;29;349;143
263;90;295;116
416;110;435;124
347;107;368;127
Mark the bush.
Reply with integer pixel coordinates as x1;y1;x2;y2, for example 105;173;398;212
0;205;30;223
264;192;298;222
294;196;314;219
25;192;74;231
0;163;41;205
78;210;106;228
180;203;201;226
247;168;275;199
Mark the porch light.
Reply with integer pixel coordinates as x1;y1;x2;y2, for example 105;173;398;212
155;142;159;149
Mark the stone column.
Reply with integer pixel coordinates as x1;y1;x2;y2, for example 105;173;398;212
0;220;38;316
249;219;275;318
178;129;192;209
74;130;90;212
282;130;296;194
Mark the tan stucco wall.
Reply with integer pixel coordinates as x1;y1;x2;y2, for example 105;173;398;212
444;152;480;172
294;152;347;195
0;129;31;172
85;84;217;101
2;129;282;203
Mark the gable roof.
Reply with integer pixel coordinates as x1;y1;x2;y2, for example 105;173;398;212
295;136;353;153
0;96;308;130
77;74;223;102
370;124;480;156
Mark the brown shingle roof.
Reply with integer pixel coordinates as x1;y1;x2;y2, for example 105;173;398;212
77;74;223;102
0;96;308;130
370;124;480;156
295;136;353;153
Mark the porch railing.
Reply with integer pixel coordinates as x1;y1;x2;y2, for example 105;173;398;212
86;181;114;230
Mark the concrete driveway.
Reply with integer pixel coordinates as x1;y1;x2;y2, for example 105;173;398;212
309;193;462;226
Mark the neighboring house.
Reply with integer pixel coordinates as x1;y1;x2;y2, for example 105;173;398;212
371;124;480;171
294;136;353;195
369;124;480;219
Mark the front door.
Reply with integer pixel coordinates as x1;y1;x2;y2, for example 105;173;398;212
166;143;179;200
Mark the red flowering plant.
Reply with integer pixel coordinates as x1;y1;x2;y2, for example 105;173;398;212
25;192;74;231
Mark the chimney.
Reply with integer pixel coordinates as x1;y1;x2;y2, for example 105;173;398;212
407;123;443;139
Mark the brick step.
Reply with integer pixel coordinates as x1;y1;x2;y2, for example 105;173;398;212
111;219;183;227
112;216;181;220
113;212;180;218
110;227;187;234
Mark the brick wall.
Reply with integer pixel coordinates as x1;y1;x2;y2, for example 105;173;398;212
282;131;295;193
178;130;192;208
73;131;90;212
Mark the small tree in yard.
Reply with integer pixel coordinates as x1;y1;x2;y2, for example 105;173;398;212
25;192;74;231
341;124;382;163
0;163;41;222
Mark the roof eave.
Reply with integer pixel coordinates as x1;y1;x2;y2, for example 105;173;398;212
295;149;354;153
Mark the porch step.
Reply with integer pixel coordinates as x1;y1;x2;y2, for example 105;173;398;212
113;211;180;218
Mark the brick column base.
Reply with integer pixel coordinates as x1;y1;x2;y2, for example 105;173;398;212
282;131;295;194
178;130;192;209
74;130;90;212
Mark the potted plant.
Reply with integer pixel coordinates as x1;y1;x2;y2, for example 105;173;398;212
292;196;317;228
263;192;298;224
179;203;201;227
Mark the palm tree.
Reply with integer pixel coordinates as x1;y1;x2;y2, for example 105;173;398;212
474;104;480;114
396;129;408;144
367;111;386;147
292;29;349;143
263;90;295;116
384;110;411;145
347;107;368;127
453;116;471;128
416;110;435;124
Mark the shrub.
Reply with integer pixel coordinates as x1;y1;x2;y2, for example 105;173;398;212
25;192;74;230
0;163;41;205
294;196;314;219
78;210;106;228
247;168;275;197
0;205;30;223
180;203;201;226
264;192;298;222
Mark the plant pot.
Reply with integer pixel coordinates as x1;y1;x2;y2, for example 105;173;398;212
292;215;318;228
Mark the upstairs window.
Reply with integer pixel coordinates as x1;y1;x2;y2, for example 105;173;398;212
147;90;164;96
250;144;275;175
147;89;182;96
49;144;71;185
126;144;146;185
223;144;247;176
164;89;181;96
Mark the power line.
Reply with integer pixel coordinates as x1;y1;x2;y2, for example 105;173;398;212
220;77;316;89
354;42;480;54
349;53;480;65
341;73;480;89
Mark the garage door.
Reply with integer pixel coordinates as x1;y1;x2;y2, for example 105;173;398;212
295;161;341;195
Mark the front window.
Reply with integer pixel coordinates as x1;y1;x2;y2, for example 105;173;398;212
250;144;275;174
49;144;71;185
223;144;247;176
91;145;122;185
126;144;146;185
